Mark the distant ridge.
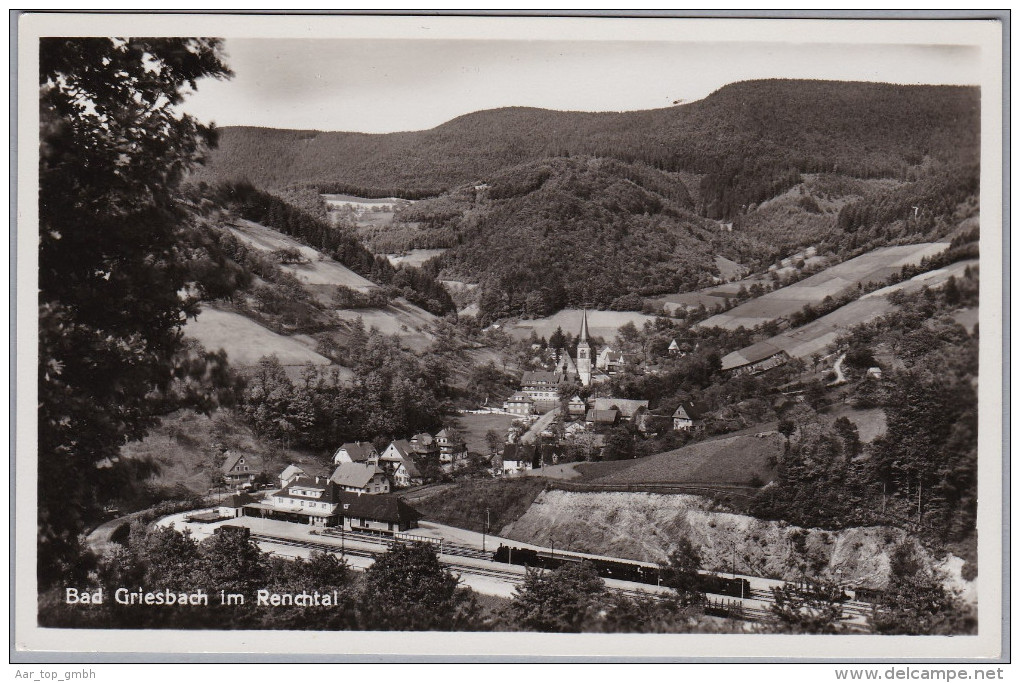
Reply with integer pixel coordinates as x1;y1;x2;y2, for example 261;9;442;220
197;79;979;219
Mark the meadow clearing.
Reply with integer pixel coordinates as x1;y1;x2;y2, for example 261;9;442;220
721;257;977;368
183;305;332;368
698;242;949;330
228;218;379;292
575;427;782;487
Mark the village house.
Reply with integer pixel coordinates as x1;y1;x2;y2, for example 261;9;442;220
330;462;391;495
596;348;641;376
409;432;439;458
221;452;255;488
499;444;534;476
591;397;649;422
435;428;468;470
379;440;424;488
567;395;587;416
278;464;305;489
672;401;705;431
332;441;379;466
504;391;536;416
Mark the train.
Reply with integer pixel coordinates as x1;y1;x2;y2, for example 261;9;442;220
491;544;752;599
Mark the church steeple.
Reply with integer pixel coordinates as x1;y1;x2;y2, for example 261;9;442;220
576;309;592;386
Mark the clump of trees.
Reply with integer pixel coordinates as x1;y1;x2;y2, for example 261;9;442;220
751;277;979;549
239;326;449;450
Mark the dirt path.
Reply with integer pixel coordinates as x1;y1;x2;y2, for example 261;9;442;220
829;352;847;386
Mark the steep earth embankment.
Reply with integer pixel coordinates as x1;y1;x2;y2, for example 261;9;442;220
500;490;935;590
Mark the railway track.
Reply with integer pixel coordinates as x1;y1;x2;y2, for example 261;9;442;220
252;531;870;627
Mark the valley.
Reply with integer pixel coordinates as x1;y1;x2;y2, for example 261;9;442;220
45;51;986;638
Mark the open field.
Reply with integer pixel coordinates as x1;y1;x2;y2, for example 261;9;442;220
951;307;979;333
699;242;949;330
228;219;379;292
334;298;438;352
502;309;658;342
575;428;781;487
454;412;517;455
184;305;332;367
385;248;448;267
321;193;409;210
715;255;748;281
824;406;887;443
721;258;977;369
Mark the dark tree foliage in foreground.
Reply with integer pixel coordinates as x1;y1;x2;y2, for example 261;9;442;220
38;38;232;587
869;544;976;635
769;580;847;634
509;562;607;632
358;542;482;631
658;538;706;606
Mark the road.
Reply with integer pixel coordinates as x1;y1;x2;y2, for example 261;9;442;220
519;408;559;444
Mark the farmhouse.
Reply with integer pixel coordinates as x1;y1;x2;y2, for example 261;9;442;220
435;428;468;470
672;401;705;431
332;441;379;465
591;398;649;421
222;452;255;487
379;440;423;488
330;462;391;495
586;409;619;428
279;464;305;488
721;342;790;376
504;391;536;416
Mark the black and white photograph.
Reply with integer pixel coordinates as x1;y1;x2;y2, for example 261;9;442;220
13;12;1006;663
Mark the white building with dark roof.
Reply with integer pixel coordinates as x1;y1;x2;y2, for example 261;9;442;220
379;440;423;488
332;441;379;466
222;452;255;487
329;462;390;495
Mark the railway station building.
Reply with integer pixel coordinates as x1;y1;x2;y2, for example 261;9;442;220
242;472;422;531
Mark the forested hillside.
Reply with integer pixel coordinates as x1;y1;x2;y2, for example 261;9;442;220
210;182;456;316
395;156;721;321
198;79;979;220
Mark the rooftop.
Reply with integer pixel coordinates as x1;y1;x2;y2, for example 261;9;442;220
330;462;386;489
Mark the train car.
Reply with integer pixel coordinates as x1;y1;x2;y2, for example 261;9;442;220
694;574;752;599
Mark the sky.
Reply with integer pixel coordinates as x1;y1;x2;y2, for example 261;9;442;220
181;38;981;134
